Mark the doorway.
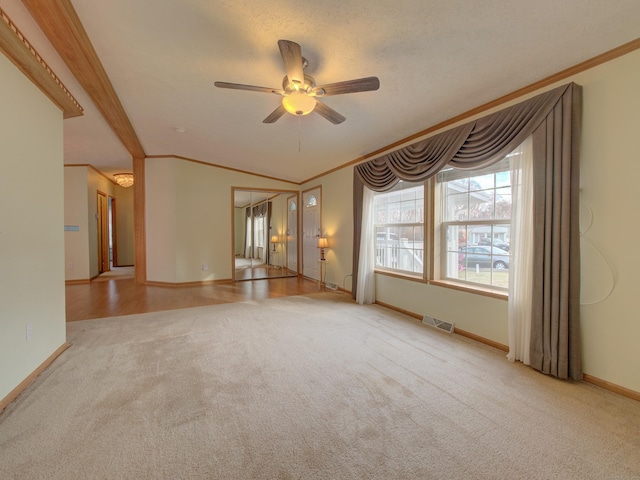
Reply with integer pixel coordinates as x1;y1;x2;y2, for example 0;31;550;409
98;192;119;274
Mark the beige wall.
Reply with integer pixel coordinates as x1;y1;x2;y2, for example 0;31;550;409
145;157;298;283
64;166;91;280
146;157;177;282
573;50;640;391
114;185;135;266
305;48;640;394
0;53;66;401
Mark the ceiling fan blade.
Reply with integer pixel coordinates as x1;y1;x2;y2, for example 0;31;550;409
263;105;287;123
314;100;346;124
278;40;305;86
214;81;284;95
312;76;380;96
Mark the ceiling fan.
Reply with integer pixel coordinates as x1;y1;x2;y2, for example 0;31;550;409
214;40;380;125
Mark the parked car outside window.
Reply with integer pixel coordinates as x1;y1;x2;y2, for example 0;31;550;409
478;238;510;252
459;245;510;270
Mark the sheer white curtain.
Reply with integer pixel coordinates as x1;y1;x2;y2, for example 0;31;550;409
245;215;252;258
507;136;534;364
356;186;376;304
254;215;266;261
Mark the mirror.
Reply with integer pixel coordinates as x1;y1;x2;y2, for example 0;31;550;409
233;188;299;281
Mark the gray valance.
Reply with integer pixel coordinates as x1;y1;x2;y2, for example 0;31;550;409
246;201;271;218
354;83;569;190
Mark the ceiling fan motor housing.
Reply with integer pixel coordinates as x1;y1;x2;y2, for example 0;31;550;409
282;74;316;94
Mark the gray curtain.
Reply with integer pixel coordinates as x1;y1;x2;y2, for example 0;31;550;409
530;87;582;380
352;82;582;380
246;201;272;262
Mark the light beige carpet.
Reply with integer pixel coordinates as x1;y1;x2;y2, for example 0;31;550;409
1;293;639;479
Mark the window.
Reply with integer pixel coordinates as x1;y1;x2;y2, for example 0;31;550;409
255;215;265;248
306;195;317;207
373;181;425;276
435;157;512;290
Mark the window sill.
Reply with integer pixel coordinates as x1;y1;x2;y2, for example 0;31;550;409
374;269;427;283
429;279;508;300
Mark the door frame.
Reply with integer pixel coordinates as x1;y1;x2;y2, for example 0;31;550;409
286;194;300;275
231;187;300;282
97;191;110;274
109;195;118;267
301;185;322;281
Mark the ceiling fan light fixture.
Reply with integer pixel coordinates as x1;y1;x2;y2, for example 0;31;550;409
282;91;316;116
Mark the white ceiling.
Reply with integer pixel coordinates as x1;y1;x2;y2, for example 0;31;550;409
4;0;640;184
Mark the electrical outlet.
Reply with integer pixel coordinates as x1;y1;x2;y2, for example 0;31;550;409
201;264;208;271
67;262;73;269
26;322;32;341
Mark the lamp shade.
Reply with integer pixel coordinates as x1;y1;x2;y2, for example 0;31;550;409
317;237;328;249
271;235;279;244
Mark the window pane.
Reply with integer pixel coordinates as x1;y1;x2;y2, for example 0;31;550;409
375;204;389;224
468;224;492;246
445;192;468;221
495;187;512;220
400;188;417;201
496;170;510;188
469;191;494;220
436;145;519;291
401;200;416;223
373;182;424;276
445;225;466;251
443;225;510;287
470;174;494;191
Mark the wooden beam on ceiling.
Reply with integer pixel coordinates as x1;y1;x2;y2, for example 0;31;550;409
0;7;83;119
22;0;146;159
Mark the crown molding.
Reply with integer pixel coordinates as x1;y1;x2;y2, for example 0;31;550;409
0;7;82;119
146;154;301;185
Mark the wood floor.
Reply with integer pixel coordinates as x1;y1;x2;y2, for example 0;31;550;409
65;267;325;322
234;265;298;281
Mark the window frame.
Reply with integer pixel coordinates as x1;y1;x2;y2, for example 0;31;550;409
430;161;512;299
372;180;428;282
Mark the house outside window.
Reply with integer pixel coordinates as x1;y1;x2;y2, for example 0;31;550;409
373;181;425;278
435;157;512;291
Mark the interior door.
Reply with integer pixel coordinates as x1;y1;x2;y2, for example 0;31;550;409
287;195;298;274
302;187;321;280
97;191;109;274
